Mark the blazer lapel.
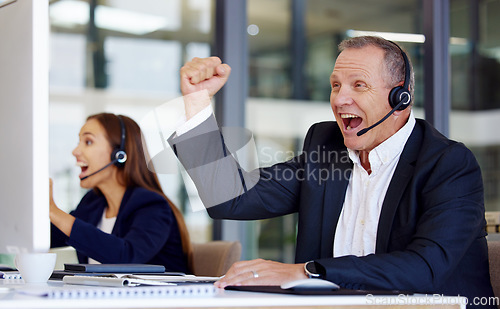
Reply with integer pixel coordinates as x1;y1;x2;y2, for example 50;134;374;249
321;160;352;258
375;124;422;253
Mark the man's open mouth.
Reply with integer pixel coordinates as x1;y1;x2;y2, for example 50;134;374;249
341;113;362;131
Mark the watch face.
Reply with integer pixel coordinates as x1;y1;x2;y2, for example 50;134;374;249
305;261;320;278
306;261;317;274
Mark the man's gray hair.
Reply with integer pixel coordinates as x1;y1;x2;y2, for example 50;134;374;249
338;36;415;106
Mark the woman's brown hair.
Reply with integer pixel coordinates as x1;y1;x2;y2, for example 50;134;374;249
87;113;193;270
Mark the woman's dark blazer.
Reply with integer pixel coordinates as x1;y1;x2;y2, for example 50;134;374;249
51;186;188;273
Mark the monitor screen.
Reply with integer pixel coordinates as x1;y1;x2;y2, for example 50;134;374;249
0;0;50;253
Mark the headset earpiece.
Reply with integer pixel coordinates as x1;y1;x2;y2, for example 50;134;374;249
388;42;412;111
111;149;127;167
389;86;411;110
112;116;127;167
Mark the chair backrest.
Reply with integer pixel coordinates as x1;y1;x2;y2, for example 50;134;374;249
49;246;78;270
190;241;242;277
488;240;500;309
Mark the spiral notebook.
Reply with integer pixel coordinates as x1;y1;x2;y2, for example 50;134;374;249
0;271;22;280
17;284;216;299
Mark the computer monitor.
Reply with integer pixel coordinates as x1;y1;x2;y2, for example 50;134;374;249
0;0;50;254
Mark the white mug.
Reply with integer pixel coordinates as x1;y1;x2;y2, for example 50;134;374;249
14;253;57;283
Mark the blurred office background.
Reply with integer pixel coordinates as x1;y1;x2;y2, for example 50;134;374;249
48;0;500;262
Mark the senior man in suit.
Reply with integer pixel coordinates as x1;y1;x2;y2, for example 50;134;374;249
169;36;495;308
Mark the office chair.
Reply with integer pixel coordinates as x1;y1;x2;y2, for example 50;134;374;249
190;241;242;277
488;240;500;309
49;246;78;270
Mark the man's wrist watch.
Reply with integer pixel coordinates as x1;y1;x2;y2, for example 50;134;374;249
304;261;323;279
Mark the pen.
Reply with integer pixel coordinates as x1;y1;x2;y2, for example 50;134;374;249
63;275;176;287
63;276;132;287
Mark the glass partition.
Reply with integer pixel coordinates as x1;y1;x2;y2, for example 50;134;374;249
49;0;214;243
450;0;500;213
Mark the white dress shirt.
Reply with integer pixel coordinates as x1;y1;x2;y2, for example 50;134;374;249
333;111;415;257
176;104;213;137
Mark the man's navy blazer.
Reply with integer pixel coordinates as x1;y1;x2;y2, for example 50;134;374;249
196;118;495;306
169;117;494;308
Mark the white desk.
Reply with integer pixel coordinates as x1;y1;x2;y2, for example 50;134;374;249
0;279;466;309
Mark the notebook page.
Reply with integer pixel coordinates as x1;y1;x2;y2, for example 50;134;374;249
17;284;216;299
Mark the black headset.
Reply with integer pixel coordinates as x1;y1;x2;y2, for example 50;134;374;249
111;115;127;167
388;41;412;110
356;41;413;136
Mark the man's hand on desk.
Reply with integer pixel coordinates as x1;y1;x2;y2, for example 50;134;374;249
180;57;231;120
214;259;307;289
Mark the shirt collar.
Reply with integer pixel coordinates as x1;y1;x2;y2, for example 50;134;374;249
348;110;416;172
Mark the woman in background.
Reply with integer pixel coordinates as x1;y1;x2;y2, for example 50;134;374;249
50;113;191;273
